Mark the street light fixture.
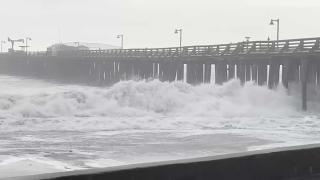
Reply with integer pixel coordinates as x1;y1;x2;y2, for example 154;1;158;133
1;41;5;53
269;19;279;49
26;37;31;53
175;29;182;48
117;35;123;49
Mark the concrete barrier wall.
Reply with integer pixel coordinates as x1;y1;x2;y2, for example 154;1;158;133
5;144;320;180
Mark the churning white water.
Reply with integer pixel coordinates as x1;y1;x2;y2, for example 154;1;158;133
1;75;320;178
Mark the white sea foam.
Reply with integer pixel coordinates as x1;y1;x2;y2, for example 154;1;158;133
0;76;319;132
0;155;84;171
0;78;314;118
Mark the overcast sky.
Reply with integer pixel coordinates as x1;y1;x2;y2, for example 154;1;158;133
0;0;320;51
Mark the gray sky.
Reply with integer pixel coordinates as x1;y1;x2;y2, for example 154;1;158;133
1;0;320;51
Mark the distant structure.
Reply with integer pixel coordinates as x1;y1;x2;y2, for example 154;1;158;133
62;42;120;50
47;42;120;56
7;37;24;54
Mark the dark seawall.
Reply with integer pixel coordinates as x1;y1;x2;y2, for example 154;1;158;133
5;143;320;180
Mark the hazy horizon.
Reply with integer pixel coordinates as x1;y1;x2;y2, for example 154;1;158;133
1;0;320;51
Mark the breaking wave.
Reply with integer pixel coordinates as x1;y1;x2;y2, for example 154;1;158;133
0;78;319;119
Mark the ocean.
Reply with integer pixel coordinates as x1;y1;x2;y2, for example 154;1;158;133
1;75;320;178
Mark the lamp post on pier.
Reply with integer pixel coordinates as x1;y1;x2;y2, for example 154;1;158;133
175;29;182;48
245;37;250;51
26;37;31;53
269;19;279;49
117;35;123;49
1;41;5;53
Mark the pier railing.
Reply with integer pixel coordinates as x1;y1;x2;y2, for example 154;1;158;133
23;37;320;58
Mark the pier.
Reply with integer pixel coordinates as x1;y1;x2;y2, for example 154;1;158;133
1;37;320;110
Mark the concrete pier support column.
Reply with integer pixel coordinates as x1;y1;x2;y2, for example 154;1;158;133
125;61;133;80
158;62;163;80
141;61;147;79
139;62;146;79
153;62;159;79
282;59;290;89
221;61;228;84
72;58;82;83
131;61;139;78
236;61;240;79
149;61;155;80
186;63;191;84
257;62;268;86
166;61;173;82
109;61;115;84
133;61;141;79
122;61;128;80
99;61;106;85
268;57;280;89
286;59;297;85
301;58;308;111
268;61;275;89
79;58;89;84
239;60;246;85
169;61;178;82
215;62;220;85
307;61;316;84
102;61;109;85
317;62;320;86
252;63;258;83
274;62;280;87
87;61;96;85
195;62;203;84
118;61;125;81
204;61;211;83
228;60;235;80
177;61;184;82
245;64;251;82
187;62;196;85
162;61;170;82
72;58;81;82
95;60;104;86
191;62;198;85
191;62;197;85
114;61;120;83
215;60;227;85
144;61;153;80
